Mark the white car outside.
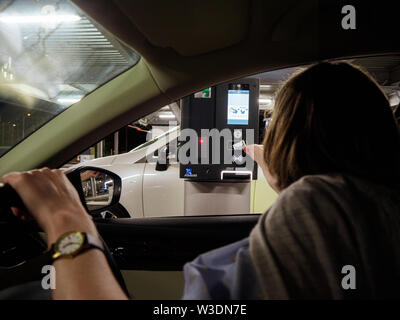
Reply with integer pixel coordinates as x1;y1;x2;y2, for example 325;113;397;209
74;127;277;217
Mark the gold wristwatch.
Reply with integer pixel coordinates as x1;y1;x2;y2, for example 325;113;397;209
50;231;104;260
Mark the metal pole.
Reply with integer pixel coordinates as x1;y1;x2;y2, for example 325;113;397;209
113;131;119;155
96;141;103;158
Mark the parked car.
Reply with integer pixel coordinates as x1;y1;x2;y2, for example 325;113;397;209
72;126;277;218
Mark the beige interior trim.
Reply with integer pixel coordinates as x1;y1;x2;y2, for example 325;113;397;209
122;270;184;300
0;59;166;175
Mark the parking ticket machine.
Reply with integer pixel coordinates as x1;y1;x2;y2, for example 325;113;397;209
180;78;259;215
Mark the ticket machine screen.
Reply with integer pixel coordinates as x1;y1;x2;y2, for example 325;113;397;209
227;84;250;125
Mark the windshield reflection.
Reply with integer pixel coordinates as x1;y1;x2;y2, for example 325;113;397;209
0;0;140;156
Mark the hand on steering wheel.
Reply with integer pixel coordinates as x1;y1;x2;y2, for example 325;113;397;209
0;168;130;298
1;168;98;246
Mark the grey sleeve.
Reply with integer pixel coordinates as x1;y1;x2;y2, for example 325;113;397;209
249;176;367;299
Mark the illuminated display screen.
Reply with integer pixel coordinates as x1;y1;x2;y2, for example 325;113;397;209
227;85;250;125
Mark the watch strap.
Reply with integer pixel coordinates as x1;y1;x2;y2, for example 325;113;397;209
83;233;104;252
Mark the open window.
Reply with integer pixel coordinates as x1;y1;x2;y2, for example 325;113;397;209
60;55;400;219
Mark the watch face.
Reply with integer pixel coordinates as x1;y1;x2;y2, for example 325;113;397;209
56;232;85;256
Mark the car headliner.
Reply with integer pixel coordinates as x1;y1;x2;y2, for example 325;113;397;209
0;0;399;175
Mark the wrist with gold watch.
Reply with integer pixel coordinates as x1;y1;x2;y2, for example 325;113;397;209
49;231;104;261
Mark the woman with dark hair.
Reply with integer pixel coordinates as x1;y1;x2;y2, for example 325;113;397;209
245;61;400;299
1;62;399;299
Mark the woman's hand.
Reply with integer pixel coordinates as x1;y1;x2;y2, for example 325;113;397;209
244;144;265;165
244;144;280;192
1;168;97;246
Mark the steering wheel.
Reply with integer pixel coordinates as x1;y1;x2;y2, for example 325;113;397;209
0;169;129;297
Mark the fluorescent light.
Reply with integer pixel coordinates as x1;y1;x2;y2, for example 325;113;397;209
259;98;272;104
159;113;175;119
159;115;175;119
389;94;400;107
57;97;81;104
0;15;81;24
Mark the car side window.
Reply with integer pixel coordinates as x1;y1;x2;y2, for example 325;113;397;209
61;56;400;219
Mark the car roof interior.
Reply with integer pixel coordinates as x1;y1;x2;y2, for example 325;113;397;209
0;0;399;175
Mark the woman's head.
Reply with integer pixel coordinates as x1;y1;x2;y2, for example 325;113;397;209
263;61;400;190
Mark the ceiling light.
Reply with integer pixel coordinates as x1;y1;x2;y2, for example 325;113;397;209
0;15;81;24
389;93;400;107
259;98;272;104
159;113;175;119
57;97;81;104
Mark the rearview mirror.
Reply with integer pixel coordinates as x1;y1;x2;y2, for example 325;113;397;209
80;170;115;211
67;167;122;215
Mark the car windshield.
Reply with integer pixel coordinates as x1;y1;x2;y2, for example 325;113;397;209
0;0;140;157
